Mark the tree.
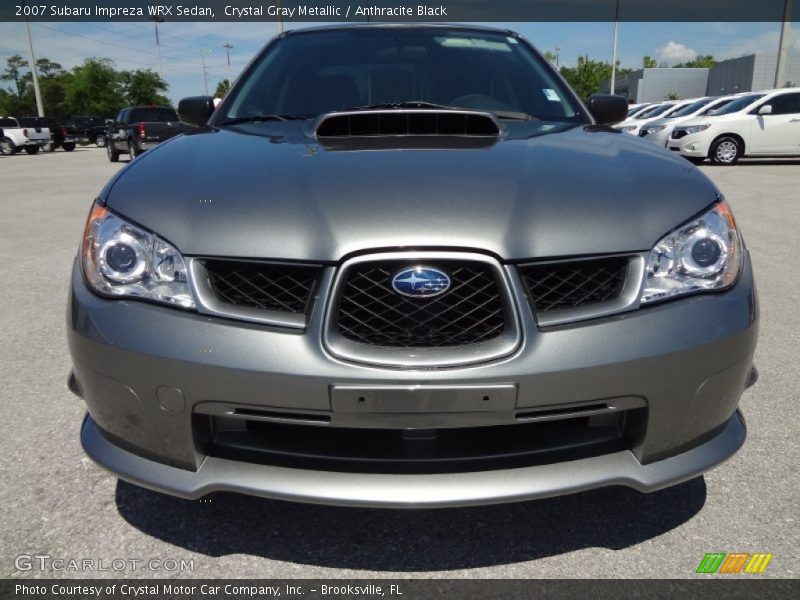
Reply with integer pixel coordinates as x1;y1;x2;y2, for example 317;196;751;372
543;50;557;65
120;69;170;107
63;58;126;117
559;56;631;101
643;55;657;68
214;79;230;98
1;54;29;98
666;92;681;100
674;55;716;68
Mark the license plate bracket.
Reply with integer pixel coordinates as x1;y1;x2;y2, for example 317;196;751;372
330;384;517;413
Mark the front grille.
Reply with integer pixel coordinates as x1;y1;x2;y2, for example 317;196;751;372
520;257;628;313
202;260;319;314
335;261;506;347
198;412;634;474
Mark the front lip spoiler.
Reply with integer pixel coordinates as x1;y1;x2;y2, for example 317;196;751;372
81;411;746;509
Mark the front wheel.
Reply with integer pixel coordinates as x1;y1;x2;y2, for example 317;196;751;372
128;140;140;159
63;142;76;152
0;137;16;155
25;145;40;154
45;142;56;152
710;137;741;165
95;135;106;147
107;141;120;162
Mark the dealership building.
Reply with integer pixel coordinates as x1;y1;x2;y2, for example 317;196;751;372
601;51;800;102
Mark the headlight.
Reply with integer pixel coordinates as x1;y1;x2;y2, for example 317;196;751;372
683;124;711;135
81;203;195;308
641;200;743;305
646;125;666;133
619;125;637;132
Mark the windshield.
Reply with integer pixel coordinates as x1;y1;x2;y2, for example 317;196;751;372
218;28;585;123
636;103;675;119
701;98;734;115
0;118;19;127
711;94;764;116
667;98;713;118
627;104;648;117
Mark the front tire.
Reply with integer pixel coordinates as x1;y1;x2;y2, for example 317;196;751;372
107;141;120;162
25;145;40;155
128;140;140;159
63;142;76;152
710;137;741;165
0;137;16;155
95;135;106;147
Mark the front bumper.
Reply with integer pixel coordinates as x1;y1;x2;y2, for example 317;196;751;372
668;135;712;157
68;253;758;507
81;410;746;508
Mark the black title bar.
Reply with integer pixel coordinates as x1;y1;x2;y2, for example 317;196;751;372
2;0;800;22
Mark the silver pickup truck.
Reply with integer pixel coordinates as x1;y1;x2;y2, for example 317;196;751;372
0;116;50;155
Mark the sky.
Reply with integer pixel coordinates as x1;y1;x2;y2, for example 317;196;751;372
0;20;797;104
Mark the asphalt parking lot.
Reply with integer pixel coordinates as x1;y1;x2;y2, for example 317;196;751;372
1;147;798;579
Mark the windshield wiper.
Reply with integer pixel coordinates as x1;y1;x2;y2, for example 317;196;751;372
343;101;457;111
217;114;309;126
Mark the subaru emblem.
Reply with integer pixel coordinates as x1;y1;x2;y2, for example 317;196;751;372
391;266;451;298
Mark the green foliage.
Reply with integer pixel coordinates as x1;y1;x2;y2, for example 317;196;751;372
643;55;657;68
0;55;171;120
674;55;716;69
214;79;231;98
120;69;171;107
542;50;557;65
666;92;681;100
1;54;29;98
559;55;631;101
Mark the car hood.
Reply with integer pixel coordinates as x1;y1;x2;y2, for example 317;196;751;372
103;123;719;261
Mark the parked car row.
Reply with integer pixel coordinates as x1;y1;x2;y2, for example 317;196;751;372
0;114;115;155
616;87;800;164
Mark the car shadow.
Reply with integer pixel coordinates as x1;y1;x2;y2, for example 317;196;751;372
734;159;800;166
115;477;706;571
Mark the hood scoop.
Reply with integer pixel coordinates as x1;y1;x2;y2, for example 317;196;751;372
315;109;501;151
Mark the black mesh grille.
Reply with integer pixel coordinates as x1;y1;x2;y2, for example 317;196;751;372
203;260;319;314
336;261;506;347
520;257;628;313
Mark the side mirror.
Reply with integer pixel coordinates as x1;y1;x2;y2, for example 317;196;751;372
587;94;629;125
178;96;215;127
104;119;114;126
757;104;773;115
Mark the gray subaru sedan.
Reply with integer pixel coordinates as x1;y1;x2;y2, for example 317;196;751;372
68;25;758;508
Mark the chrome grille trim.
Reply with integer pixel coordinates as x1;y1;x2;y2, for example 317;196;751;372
519;254;646;328
189;258;326;329
323;252;522;369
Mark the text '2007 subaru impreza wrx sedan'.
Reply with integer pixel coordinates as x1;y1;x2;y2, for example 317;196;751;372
67;25;758;508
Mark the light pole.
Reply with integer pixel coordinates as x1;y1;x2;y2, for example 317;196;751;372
610;0;620;94
152;17;164;79
23;13;44;116
223;43;233;83
202;49;211;96
774;0;793;87
555;46;561;68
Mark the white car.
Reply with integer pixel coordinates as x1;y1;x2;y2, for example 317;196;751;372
0;116;50;155
638;95;743;147
667;88;800;165
615;101;685;135
625;103;653;120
